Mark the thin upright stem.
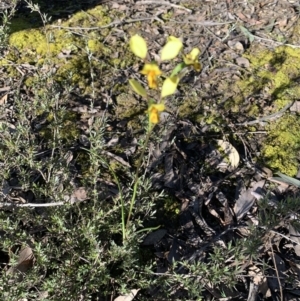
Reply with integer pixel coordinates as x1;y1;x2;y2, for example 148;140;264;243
125;123;153;233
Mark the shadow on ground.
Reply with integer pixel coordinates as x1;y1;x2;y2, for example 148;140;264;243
6;0;109;32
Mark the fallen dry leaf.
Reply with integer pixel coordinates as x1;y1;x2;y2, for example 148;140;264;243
216;139;240;171
0;93;8;105
290;101;300;113
236;57;250;68
69;187;89;204
72;187;88;201
289;224;300;256
234;180;265;221
114;289;139;301
142;229;167;246
7;246;34;282
228;40;244;52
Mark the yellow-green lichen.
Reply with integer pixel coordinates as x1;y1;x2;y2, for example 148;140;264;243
163;196;180;215
224;45;300;121
87;39;102;54
4;5;132;94
161;11;174;21
149;195;181;229
242;46;300;107
261;115;300;176
290;19;300;45
115;93;144;120
39;111;80;144
177;90;204;122
65;9;111;29
225;45;300;175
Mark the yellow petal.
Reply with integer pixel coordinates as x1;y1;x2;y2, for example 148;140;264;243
140;63;162;75
129;79;147;97
189;48;200;60
153;103;165;112
149;109;159;124
193;62;201;72
161;76;179;98
160;36;183;61
129;35;147;59
183;47;201;65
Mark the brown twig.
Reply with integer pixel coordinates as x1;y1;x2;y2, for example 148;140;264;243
235;101;294;126
0;199;81;208
170;20;234;26
269;238;284;301
135;0;192;12
268;230;300;247
50;17;163;31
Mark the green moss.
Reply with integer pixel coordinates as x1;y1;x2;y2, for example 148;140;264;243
290;19;300;45
9;16;37;33
65;9;111;28
76;151;92;177
115;93;143;119
39;111;80;144
223;44;300;175
55;56;90;88
204;114;215;125
161;11;174;21
244;46;300;105
163;196;180;215
9;29;47;55
261;115;300;176
151;195;181;228
247;104;259;116
225;45;300;120
87;39;102;54
177;91;203;122
262;115;300;176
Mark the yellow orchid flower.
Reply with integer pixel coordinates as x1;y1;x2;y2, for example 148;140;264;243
161;36;183;61
148;103;165;124
140;63;162;89
183;47;201;71
129;34;148;59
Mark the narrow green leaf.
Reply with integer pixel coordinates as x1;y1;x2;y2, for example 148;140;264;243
170;62;186;77
239;25;255;43
129;79;147;97
276;172;300;188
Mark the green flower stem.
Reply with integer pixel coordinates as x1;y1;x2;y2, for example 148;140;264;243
109;166;126;241
125;123;153;238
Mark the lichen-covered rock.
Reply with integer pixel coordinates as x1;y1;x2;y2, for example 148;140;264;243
4;4;134;94
238;46;300;176
262;115;300;176
115;93;142;119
